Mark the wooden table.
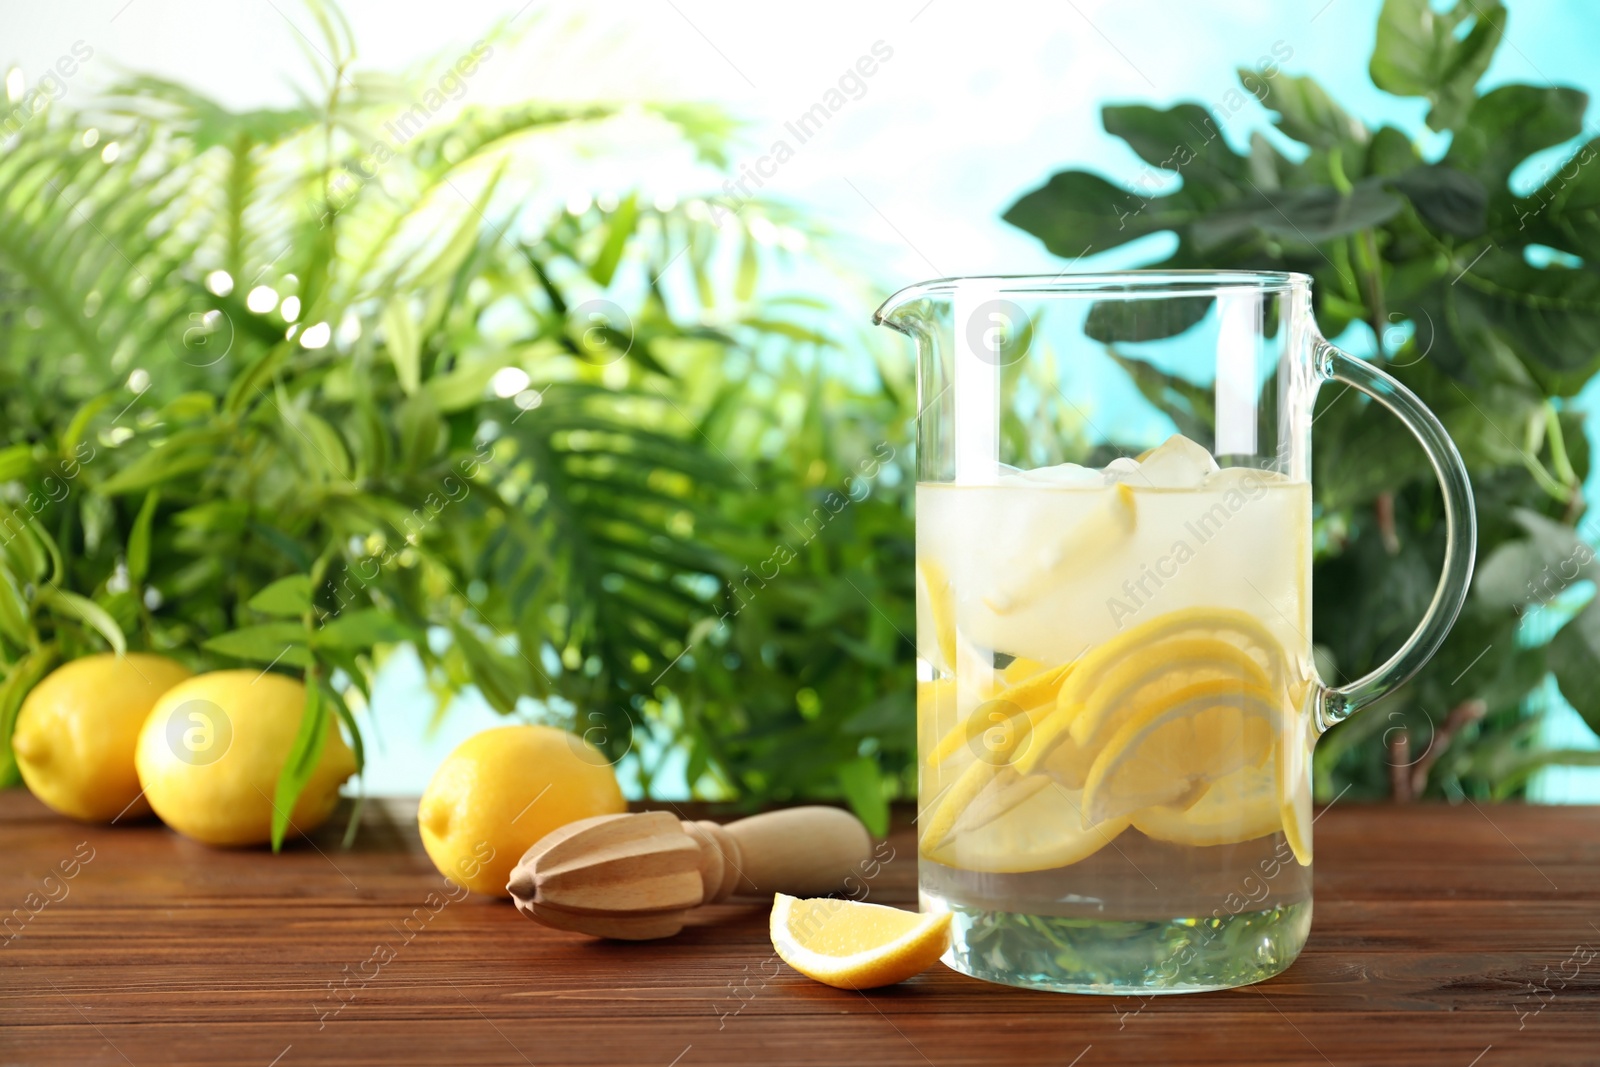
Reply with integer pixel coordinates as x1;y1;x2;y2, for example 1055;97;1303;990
2;791;1597;1066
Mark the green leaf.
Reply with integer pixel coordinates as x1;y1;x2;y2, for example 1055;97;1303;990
1452;252;1600;393
834;756;888;838
0;444;36;483
1389;165;1487;237
396;394;444;471
270;676;329;852
100;432;224;494
2;522;48;584
1108;352;1217;442
248;575;313;617
38;587;126;655
126;490;160;585
1483;508;1599;605
61;396;114;457
589;193;639;287
1101;103;1247;187
1550;599;1600;737
381;300;421;395
739;318;833;346
448;620;524;714
1446;85;1588;196
1085;295;1213;343
323;681;364;774
1250;71;1366;149
735;231;758;303
314;609;412;650
0;645;58;784
283;406;352;481
1366;125;1422;177
1191;178;1404;249
1370;0;1506;131
31;523;65;587
425;353;514;412
1003;170;1193;258
0;567;33;648
203;622;311;666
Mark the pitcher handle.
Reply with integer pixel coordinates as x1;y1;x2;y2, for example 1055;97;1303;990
1312;341;1478;733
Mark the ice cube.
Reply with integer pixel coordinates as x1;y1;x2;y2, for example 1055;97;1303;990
1134;434;1219;488
1101;456;1142;484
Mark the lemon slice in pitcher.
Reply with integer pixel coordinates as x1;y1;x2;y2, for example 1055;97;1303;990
1081;680;1277;827
922;768;1128;874
1131;764;1279;846
915;558;958;672
1016;608;1284;776
1277;706;1315;866
927;660;1075;768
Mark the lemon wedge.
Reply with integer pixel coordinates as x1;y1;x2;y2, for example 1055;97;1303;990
770;894;950;989
1081;680;1278;827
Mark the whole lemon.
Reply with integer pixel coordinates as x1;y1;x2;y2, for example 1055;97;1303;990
13;653;194;822
135;670;356;847
418;724;625;896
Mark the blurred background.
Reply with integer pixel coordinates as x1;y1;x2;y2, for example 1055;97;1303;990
4;0;1600;822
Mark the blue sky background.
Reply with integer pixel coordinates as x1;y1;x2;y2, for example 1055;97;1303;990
9;0;1600;795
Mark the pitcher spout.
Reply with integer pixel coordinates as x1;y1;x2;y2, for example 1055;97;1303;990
871;279;951;335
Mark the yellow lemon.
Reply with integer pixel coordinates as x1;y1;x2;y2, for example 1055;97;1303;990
915;557;958;672
770;894;950;989
1081;680;1277;827
1131;763;1280;847
135;670;356;847
921;764;1128;874
927;660;1074;769
1278;712;1314;866
14;653;194;822
417;725;626;897
1018;607;1283;775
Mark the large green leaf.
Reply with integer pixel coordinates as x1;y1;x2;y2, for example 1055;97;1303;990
1101;104;1247;188
1446;84;1588;197
1190;178;1404;249
1390;166;1487;237
1370;0;1507;131
1002;171;1196;258
1550;599;1600;737
1250;71;1367;149
1085;295;1213;343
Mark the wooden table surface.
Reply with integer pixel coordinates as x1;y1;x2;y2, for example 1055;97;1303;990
2;790;1598;1067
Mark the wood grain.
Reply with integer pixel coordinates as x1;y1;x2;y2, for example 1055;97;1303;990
2;791;1597;1066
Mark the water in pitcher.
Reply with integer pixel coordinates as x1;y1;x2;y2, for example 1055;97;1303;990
915;434;1316;993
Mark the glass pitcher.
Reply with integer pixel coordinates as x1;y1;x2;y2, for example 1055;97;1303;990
874;271;1476;994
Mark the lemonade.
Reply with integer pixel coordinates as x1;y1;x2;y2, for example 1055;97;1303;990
915;435;1316;993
